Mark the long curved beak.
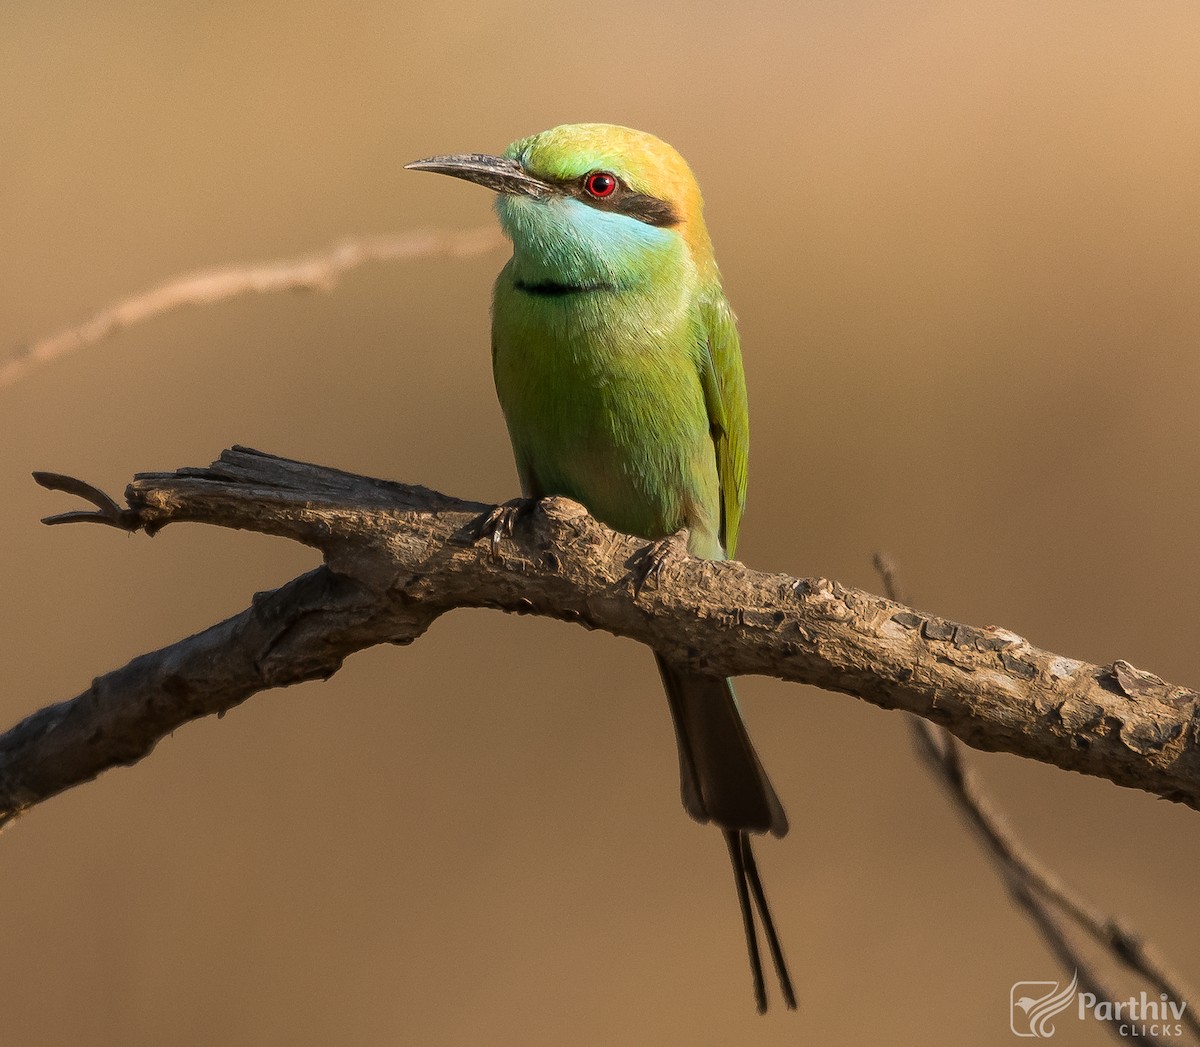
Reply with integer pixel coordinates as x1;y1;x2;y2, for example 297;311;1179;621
404;153;551;198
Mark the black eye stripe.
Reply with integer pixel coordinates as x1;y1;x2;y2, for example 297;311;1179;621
609;193;681;227
530;170;682;228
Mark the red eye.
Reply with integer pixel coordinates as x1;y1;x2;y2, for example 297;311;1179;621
585;172;618;198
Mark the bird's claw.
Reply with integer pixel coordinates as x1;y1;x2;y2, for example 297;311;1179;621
478;497;536;559
632;529;689;597
33;472;142;531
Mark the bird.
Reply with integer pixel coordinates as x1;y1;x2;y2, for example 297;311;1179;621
407;123;795;1013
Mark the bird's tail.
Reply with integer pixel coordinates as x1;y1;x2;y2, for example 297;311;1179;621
655;656;796;1012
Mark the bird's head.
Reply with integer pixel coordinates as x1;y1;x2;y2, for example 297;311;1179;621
407;123;715;293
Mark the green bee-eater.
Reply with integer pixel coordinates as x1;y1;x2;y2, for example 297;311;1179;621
408;123;795;1012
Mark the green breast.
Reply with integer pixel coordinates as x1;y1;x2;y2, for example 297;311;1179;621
491;264;723;556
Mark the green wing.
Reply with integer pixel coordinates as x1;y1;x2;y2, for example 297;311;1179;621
698;291;749;559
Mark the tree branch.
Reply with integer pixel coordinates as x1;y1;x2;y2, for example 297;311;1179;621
3;446;1199;830
874;555;1199;1045
0;227;504;389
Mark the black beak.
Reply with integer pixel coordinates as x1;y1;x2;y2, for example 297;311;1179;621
404;153;551;198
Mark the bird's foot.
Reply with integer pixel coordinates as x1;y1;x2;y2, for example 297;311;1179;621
477;497;537;559
631;528;690;597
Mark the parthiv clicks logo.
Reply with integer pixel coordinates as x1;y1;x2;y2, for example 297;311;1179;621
1011;972;1078;1037
1010;972;1188;1038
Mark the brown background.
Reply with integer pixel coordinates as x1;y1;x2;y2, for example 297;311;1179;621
2;3;1198;1045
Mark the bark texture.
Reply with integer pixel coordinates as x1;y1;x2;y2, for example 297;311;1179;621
2;446;1197;828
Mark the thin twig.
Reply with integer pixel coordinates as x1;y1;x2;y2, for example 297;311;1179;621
873;552;1198;1045
0;226;505;389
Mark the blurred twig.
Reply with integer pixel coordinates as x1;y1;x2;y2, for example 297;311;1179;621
872;552;1199;1046
0;226;505;389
